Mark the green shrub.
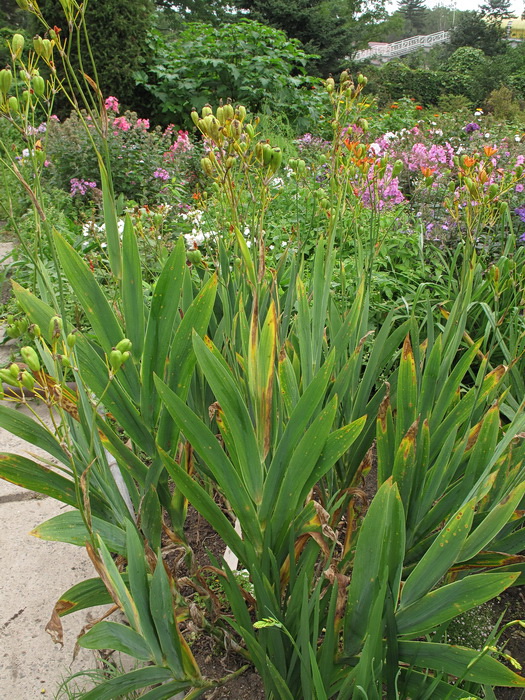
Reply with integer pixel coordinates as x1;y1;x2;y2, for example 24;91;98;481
135;19;327;132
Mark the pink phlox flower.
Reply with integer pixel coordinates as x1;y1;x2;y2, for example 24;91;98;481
153;168;170;181
113;116;131;131
70;178;97;196
105;96;120;113
136;118;150;130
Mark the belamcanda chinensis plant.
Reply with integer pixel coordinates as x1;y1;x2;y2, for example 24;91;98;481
0;5;525;697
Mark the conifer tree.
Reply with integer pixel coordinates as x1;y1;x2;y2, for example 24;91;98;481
398;0;428;34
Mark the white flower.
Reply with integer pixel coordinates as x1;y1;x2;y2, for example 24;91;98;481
484;133;490;139
243;226;251;237
369;143;381;155
22;148;31;158
474;110;483;116
271;177;284;188
515;135;521;143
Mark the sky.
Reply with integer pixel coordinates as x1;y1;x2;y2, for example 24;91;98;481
387;0;524;15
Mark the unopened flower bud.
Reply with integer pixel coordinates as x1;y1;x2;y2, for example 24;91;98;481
21;346;40;372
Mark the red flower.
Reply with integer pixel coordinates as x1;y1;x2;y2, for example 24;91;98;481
415;105;423;110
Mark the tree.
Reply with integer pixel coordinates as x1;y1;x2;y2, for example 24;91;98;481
232;0;351;76
398;0;428;34
32;0;155;112
478;0;514;22
448;11;506;56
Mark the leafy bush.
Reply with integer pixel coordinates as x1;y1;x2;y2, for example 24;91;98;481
44;104;198;204
135;19;327;132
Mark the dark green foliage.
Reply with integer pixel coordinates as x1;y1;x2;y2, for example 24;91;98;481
0;0;30;67
233;0;354;76
33;0;154;114
398;0;428;34
448;11;506;56
136;20;327;131
479;0;514;21
373;61;442;105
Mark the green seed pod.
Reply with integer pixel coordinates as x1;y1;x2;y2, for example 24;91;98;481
12;34;25;58
121;350;131;364
488;183;499;199
0;69;13;96
21;346;40;372
262;143;273;166
201;157;214;177
20;371;35;391
230;118;242;141
30;324;41;338
41;39;53;61
21;90;30;106
33;36;44;55
357;73;368;85
32;75;45;98
392;159;403;178
190;109;199;127
109;349;123;372
245;123;255;139
116;338;132;353
9;363;20;379
326;77;335;93
223;102;234;121
358;118;369;133
6;315;14;325
15;0;29;9
208;116;221;142
49;316;63;338
66;332;77;348
225;156;235;170
201;104;212;118
270;147;282;172
61;355;71;368
6;324;19;339
298;159;307;175
237;105;246;121
216;106;225;125
0;369;18;386
187;249;202;265
340;70;350;83
7;96;19;113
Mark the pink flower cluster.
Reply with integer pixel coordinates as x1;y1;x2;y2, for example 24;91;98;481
113;116;131;132
358;165;405;210
404;142;455;174
164;130;193;160
105;96;119;113
70;178;97;196
153;168;170;181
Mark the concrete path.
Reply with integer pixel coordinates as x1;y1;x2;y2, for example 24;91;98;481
0;241;103;697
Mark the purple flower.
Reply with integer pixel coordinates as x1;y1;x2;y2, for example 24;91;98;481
515;184;524;193
514;206;525;223
70;178;97;196
464;122;480;134
153;168;170;181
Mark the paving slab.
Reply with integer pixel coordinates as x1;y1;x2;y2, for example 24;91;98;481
0;401;106;698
